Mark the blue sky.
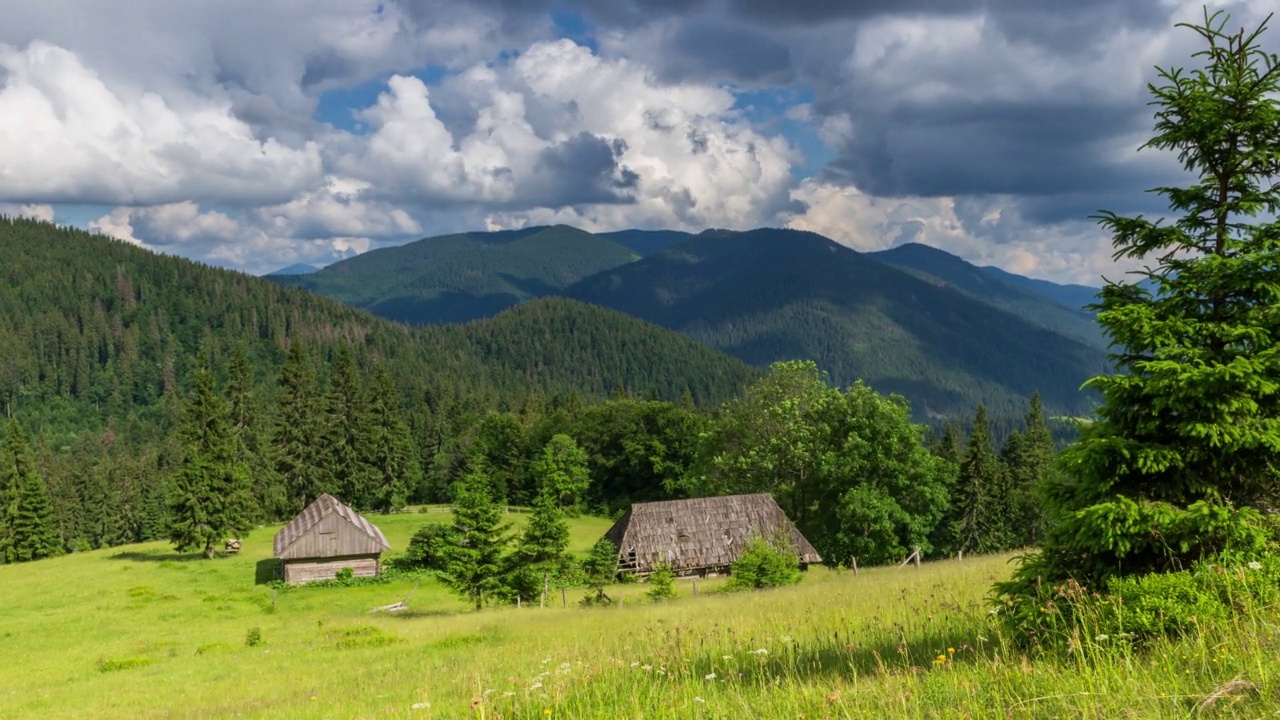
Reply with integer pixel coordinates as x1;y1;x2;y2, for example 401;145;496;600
0;0;1266;282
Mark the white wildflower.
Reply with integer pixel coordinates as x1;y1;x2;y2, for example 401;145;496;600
694;697;705;704
641;664;652;672
411;702;431;710
529;682;543;691
704;672;716;680
749;648;769;655
630;662;640;668
1248;561;1263;570
722;655;732;660
1095;634;1109;642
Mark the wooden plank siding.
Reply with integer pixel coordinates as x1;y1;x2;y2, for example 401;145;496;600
282;556;380;584
278;511;385;560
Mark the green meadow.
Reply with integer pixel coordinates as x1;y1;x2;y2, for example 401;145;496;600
3;511;1278;720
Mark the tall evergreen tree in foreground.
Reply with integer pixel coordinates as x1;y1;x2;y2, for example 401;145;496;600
1002;9;1280;592
365;365;419;513
168;354;254;558
1;419;61;562
439;469;510;611
274;343;325;513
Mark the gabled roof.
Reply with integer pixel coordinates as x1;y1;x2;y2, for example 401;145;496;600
604;493;821;574
272;494;391;560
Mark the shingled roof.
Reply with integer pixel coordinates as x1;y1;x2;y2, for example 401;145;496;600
273;494;390;560
604;493;821;575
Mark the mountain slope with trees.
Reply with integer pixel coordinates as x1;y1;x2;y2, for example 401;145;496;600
271;225;639;324
870;243;1106;348
566;228;1109;421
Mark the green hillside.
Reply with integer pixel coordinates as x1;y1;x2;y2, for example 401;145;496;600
871;243;1106;348
566;228;1109;421
273;225;639;324
978;263;1103;313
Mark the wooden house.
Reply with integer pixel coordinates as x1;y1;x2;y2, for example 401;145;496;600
272;494;391;584
603;493;821;577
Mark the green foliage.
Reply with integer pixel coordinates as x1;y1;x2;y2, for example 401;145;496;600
273;343;327;515
399;522;455;571
96;657;154;673
519;490;570;566
167;354;254;558
1003;9;1280;597
581;537;619;604
532;434;590;514
333;625;401;650
244;627;263;647
645;563;677;602
364;364;419;513
568;227;1108;423
693;361;952;566
437;470;511;611
1;419;61;562
724;537;802;591
950;405;1007;555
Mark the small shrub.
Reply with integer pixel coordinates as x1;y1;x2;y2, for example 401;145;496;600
335;567;354;582
245;627;263;647
646;563;677;602
724;537;802;591
97;657;154;673
1103;569;1226;639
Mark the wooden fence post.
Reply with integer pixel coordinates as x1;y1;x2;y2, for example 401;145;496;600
692;578;698;595
542;572;548;608
958;550;963;563
913;545;921;569
560;587;567;608
851;557;858;576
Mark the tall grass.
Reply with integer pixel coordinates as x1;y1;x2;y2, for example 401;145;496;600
1;513;1276;719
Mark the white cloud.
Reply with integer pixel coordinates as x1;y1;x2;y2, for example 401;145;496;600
785;179;1136;285
0;203;54;222
0;42;325;206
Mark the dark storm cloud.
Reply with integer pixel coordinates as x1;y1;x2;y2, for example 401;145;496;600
526;133;639;206
657;20;794;84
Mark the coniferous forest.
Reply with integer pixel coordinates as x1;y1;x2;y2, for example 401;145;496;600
0;216;1066;564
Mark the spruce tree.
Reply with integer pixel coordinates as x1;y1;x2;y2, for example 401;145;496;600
321;347;376;508
582;537;619;604
518;487;570;566
439;469;510;611
1001;393;1054;547
951;405;1006;554
1004;10;1280;589
273;343;325;513
227;344;281;521
168;354;254;558
2;419;61;562
365;365;419;513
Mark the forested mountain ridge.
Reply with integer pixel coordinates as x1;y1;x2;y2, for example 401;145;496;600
870;243;1106;349
0;218;755;437
565;228;1109;421
271;224;640;324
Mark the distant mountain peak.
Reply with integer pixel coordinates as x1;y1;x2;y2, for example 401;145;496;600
265;263;319;276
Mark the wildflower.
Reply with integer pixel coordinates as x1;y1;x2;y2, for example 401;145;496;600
544;710;552;716
630;662;640;668
722;655;732;660
694;697;705;704
781;635;792;642
750;648;769;655
1248;561;1262;570
1095;634;1109;642
503;692;515;698
529;682;543;691
641;664;652;671
947;647;955;654
704;673;717;680
411;702;431;710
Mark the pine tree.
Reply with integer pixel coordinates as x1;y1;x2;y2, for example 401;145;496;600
927;421;965;555
1001;393;1054;547
168;354;254;558
438;469;510;611
1003;10;1280;589
518;487;570;566
582;537;619;604
951;405;1006;554
273;343;325;513
321;347;375;508
227;344;282;521
365;365;419;513
2;419;61;562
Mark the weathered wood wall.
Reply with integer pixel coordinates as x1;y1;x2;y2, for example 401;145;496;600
279;512;385;560
282;555;380;584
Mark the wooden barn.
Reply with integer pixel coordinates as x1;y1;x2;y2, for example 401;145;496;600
272;494;391;584
604;493;821;577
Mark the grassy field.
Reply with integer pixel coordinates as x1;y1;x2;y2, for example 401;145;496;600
3;510;1279;719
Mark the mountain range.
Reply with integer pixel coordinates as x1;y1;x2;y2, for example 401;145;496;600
270;224;1110;421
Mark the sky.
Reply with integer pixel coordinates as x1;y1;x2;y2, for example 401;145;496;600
0;0;1273;284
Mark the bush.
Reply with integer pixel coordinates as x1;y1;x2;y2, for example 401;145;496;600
399;523;454;571
724;537;802;591
1102;570;1226;639
245;627;263;647
646;563;677;602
